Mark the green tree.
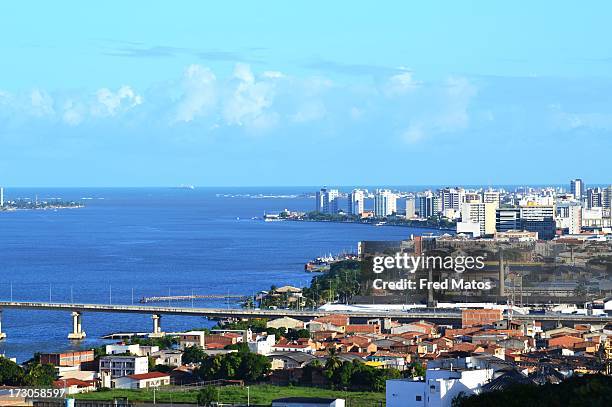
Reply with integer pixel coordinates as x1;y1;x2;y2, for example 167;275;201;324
237;352;271;382
183;345;206;364
285;328;311;341
197;386;217;406
408;361;426;378
0;357;25;385
24;363;56;386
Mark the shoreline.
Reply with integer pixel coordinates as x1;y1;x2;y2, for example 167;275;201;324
277;217;455;232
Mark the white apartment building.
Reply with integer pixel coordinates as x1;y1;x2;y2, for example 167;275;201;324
439;188;465;212
386;365;492;407
374;189;396;217
349;189;365;216
316;188;339;214
99;355;148;387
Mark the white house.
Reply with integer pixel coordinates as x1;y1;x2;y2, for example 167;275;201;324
248;334;276;355
152;349;183;367
113;372;171;389
386;366;492;407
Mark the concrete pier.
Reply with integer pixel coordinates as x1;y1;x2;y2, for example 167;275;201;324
68;311;86;340
149;313;164;338
0;310;6;340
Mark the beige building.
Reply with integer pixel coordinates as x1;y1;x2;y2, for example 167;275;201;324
460;202;496;236
266;316;305;330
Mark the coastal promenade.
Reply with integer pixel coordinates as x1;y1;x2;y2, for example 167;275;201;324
0;301;610;340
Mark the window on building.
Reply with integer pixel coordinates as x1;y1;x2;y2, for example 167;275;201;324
416;395;422;401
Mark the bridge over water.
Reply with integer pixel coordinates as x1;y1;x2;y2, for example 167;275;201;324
0;301;609;340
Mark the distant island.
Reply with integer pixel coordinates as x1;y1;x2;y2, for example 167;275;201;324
0;198;84;212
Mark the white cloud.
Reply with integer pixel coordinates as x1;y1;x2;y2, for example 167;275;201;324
397;76;477;144
62;100;84;126
223;63;276;128
30;89;55;116
262;70;284;79
385;71;419;96
401;124;425;144
93;85;142;117
175;64;217;122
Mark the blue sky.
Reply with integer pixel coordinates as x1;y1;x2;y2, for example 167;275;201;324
0;1;611;186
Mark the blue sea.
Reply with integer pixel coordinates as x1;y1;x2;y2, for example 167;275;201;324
0;187;441;362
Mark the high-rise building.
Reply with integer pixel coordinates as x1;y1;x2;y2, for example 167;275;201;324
482;189;501;208
586;187;603;208
495;207;521;232
348;189;365;216
520;205;556;240
460;202;496;236
417;192;440;219
439;187;464;212
374;189;396;217
315;188;339;214
405;197;416;218
570;179;584;201
603;185;612;210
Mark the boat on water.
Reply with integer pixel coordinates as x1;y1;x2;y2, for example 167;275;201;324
263;211;284;222
304;252;358;272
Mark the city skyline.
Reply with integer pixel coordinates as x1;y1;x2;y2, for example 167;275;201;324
1;2;612;186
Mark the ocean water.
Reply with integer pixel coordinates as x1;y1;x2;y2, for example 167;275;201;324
0;187;439;362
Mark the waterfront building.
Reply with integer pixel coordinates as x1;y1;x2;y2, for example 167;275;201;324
315;188;339;214
495;208;521;232
405;197;416;218
39;350;94;367
0;187;3;207
460;202;496;236
520;204;556;240
439;187;465;212
417;191;440;219
349;189;365;216
374;189;396;217
570;178;585;201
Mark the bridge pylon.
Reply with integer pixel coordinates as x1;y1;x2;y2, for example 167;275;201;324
68;311;86;340
0;310;6;340
149;314;165;338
